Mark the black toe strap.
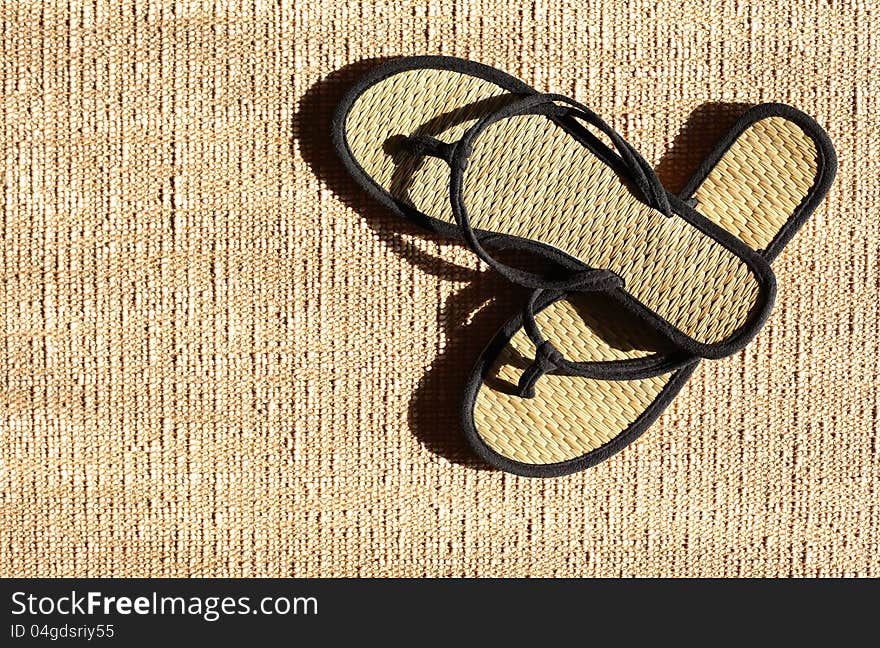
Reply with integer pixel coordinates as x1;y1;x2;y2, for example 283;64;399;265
401;135;457;166
517;340;565;398
515;288;696;398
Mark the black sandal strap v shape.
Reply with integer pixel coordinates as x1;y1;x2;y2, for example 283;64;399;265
514;288;695;397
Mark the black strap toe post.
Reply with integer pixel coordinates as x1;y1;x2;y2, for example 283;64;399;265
401;135;457;165
515;288;696;398
403;93;699;398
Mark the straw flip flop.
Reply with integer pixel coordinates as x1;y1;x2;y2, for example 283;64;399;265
463;104;835;476
334;56;776;361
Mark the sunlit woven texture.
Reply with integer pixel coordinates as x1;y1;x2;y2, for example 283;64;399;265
1;1;877;577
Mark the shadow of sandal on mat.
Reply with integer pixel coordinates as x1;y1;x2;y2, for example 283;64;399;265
295;62;753;470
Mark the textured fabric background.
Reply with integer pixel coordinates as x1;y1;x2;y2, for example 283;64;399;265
1;1;877;577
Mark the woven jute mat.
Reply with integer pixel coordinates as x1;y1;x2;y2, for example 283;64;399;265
1;1;877;577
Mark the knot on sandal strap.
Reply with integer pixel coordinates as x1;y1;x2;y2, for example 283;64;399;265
516;341;565;399
401;135;457;166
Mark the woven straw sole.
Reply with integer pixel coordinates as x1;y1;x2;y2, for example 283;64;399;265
342;66;771;352
467;113;823;468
